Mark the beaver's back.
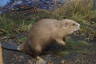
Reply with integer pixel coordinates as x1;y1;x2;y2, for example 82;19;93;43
28;19;59;44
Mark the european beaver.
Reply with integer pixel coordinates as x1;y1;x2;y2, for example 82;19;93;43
18;19;80;58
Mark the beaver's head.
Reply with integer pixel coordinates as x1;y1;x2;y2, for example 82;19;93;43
60;19;80;34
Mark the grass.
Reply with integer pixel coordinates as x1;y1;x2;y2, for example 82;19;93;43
54;39;91;56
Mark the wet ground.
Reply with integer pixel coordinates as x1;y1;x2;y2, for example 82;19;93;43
3;49;96;64
1;35;96;64
2;43;96;64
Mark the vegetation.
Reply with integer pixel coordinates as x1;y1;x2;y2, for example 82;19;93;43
52;0;96;41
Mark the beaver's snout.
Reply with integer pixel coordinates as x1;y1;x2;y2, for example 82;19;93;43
76;23;80;30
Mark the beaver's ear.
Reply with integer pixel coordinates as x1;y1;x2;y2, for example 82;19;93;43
59;21;68;28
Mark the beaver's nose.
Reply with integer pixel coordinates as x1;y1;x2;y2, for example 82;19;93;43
76;23;80;27
77;23;80;29
78;24;80;27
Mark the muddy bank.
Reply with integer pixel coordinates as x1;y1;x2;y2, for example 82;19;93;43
2;41;96;64
3;48;96;64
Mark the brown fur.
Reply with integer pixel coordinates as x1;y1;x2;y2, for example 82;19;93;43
18;19;80;58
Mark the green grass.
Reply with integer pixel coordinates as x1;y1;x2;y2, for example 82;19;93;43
55;39;91;56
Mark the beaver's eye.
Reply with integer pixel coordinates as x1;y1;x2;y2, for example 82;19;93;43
72;23;76;26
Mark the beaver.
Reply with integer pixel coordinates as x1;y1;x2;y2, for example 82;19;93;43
17;19;80;58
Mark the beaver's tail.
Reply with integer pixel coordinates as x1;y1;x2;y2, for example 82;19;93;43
0;42;21;52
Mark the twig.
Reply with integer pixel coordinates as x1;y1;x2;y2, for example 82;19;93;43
0;44;4;64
